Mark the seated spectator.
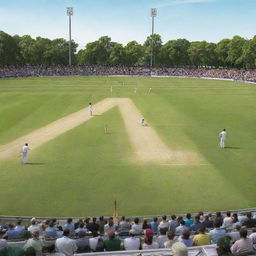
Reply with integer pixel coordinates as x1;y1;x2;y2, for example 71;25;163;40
4;224;20;240
198;212;205;223
156;228;168;248
171;242;188;256
142;219;151;230
0;246;25;256
178;230;193;247
193;226;211;246
175;220;188;236
150;217;159;234
87;217;99;233
0;231;7;249
216;236;232;256
89;231;103;252
231;213;242;229
104;217;117;235
28;219;40;234
56;226;63;238
222;211;232;229
204;214;213;229
190;215;203;233
15;220;25;238
249;228;256;244
231;228;254;255
227;225;241;243
84;218;90;230
75;231;90;253
243;212;255;228
123;229;141;250
164;231;178;248
215;212;223;227
119;216;131;231
63;218;74;235
210;222;226;244
142;229;159;250
131;217;143;235
159;215;170;231
24;230;43;256
184;214;193;228
44;244;65;256
55;229;77;256
75;223;87;235
44;222;57;239
103;231;121;251
98;216;105;235
169;215;178;233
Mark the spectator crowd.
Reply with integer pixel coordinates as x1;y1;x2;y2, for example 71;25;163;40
0;211;256;256
0;66;255;83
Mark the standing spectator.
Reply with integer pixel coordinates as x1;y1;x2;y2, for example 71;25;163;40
142;229;159;250
193;226;211;246
103;231;121;251
178;230;193;247
63;219;74;235
123;230;141;250
231;228;254;255
210;222;226;244
150;217;159;234
24;230;43;256
75;231;90;253
184;214;193;229
169;215;179;233
55;229;77;256
0;231;7;249
131;218;143;235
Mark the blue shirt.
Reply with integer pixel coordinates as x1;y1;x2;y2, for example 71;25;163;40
6;229;20;239
15;226;25;237
150;221;159;234
45;227;57;238
64;223;75;234
184;219;194;228
210;228;226;244
190;222;203;233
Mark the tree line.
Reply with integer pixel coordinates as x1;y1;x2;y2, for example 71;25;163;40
0;30;255;69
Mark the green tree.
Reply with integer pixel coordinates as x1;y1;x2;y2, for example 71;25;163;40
123;41;143;65
18;35;36;65
240;36;256;69
215;39;231;67
109;43;125;65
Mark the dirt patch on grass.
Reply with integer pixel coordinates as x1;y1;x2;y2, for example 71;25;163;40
0;98;203;164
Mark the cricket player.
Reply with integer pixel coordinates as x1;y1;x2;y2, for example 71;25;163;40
148;88;152;94
21;143;30;164
140;117;145;126
134;88;137;94
219;129;227;148
89;102;93;116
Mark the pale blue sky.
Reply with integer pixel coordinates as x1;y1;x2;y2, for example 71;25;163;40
0;0;255;49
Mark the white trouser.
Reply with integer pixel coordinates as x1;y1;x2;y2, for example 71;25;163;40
22;152;28;163
219;138;225;148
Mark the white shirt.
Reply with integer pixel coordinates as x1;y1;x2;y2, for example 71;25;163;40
131;224;143;234
124;237;141;250
223;217;232;227
142;241;159;250
28;224;40;233
219;131;227;140
89;236;100;251
22;145;30;153
24;238;43;256
249;232;256;244
55;236;77;256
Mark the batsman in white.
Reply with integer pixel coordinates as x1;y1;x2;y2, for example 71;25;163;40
21;143;30;164
219;129;227;148
89;102;93;116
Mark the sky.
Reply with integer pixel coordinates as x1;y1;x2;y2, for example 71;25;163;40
0;0;255;50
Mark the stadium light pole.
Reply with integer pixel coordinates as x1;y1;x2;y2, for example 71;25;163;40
66;7;73;66
150;8;157;72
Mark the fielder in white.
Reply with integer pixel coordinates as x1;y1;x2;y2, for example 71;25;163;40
219;129;227;148
140;117;145;126
88;102;93;116
21;143;30;164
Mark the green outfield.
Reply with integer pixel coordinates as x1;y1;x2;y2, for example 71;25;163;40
0;76;255;217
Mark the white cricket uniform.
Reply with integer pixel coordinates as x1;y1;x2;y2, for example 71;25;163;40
22;145;30;163
140;118;145;126
89;105;93;116
219;131;227;148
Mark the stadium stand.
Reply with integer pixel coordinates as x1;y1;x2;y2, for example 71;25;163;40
0;209;255;255
0;66;256;83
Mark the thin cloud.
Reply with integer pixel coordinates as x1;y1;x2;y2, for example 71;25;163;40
156;0;215;8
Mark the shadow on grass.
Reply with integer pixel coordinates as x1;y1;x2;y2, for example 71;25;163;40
225;146;241;149
26;162;45;165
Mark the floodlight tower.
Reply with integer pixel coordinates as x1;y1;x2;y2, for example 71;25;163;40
150;8;157;71
66;7;73;66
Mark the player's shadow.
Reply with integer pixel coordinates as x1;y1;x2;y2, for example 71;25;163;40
26;162;45;165
225;146;241;149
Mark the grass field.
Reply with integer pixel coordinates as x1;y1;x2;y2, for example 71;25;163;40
0;76;256;217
